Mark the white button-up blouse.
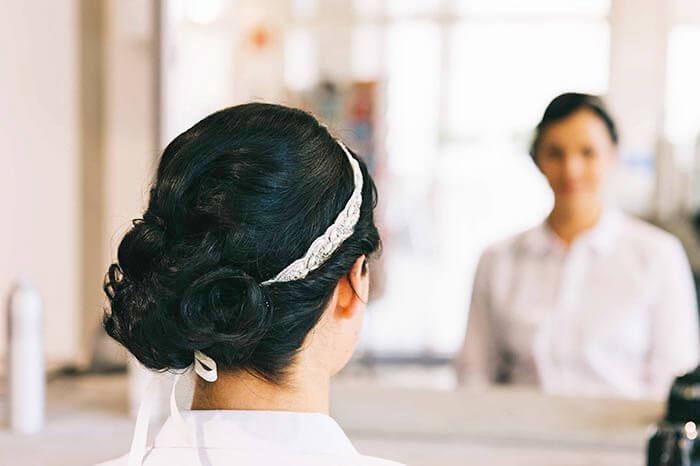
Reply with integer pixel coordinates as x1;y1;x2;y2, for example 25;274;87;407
456;209;700;399
97;409;404;466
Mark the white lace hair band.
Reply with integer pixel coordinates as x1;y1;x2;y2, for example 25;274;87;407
193;139;363;383
261;140;363;285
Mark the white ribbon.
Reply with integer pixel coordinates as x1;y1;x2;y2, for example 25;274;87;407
127;354;216;466
194;351;218;382
127;374;155;466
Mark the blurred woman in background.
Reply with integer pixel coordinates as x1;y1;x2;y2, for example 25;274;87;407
97;104;403;466
456;93;700;399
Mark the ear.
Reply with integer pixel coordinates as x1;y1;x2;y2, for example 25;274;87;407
335;255;368;320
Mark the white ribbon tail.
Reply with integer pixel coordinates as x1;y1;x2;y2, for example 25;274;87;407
169;372;196;447
127;374;155;466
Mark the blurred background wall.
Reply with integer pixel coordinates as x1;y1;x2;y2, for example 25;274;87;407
1;0;159;373
1;0;81;370
2;0;700;378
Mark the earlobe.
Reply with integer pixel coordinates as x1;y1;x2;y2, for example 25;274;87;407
349;255;368;301
336;255;368;320
335;278;355;320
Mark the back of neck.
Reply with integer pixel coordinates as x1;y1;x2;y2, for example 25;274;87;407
191;368;330;414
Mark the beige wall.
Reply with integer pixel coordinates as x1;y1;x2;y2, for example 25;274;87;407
609;0;669;158
96;0;159;366
0;0;158;372
607;0;671;215
78;0;108;367
0;0;81;369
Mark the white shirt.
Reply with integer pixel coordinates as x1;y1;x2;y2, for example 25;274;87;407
456;209;700;399
96;410;404;466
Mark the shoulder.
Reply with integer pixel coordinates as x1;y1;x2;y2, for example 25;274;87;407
620;214;678;245
92;455;128;466
92;452;405;466
358;455;406;466
478;225;541;265
487;228;533;254
618;214;687;258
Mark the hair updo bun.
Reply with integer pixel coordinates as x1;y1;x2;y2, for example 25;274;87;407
103;103;380;384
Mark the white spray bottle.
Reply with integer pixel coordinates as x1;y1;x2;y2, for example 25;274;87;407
8;277;45;434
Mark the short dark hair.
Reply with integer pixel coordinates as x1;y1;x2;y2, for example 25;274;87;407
530;92;618;158
103;103;381;384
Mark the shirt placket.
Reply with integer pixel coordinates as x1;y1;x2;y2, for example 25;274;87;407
552;244;587;393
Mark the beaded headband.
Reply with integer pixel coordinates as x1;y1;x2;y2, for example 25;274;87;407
261;140;363;285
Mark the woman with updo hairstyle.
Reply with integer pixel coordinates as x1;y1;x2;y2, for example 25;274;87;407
96;104;404;466
456;93;700;399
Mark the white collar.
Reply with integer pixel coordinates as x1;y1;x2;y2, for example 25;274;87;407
153;409;359;457
520;208;623;256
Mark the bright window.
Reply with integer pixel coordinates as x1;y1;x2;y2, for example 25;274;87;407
665;26;700;162
447;22;609;136
358;1;610;357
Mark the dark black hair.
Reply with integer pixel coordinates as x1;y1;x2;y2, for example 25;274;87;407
529;92;618;159
103;103;380;385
